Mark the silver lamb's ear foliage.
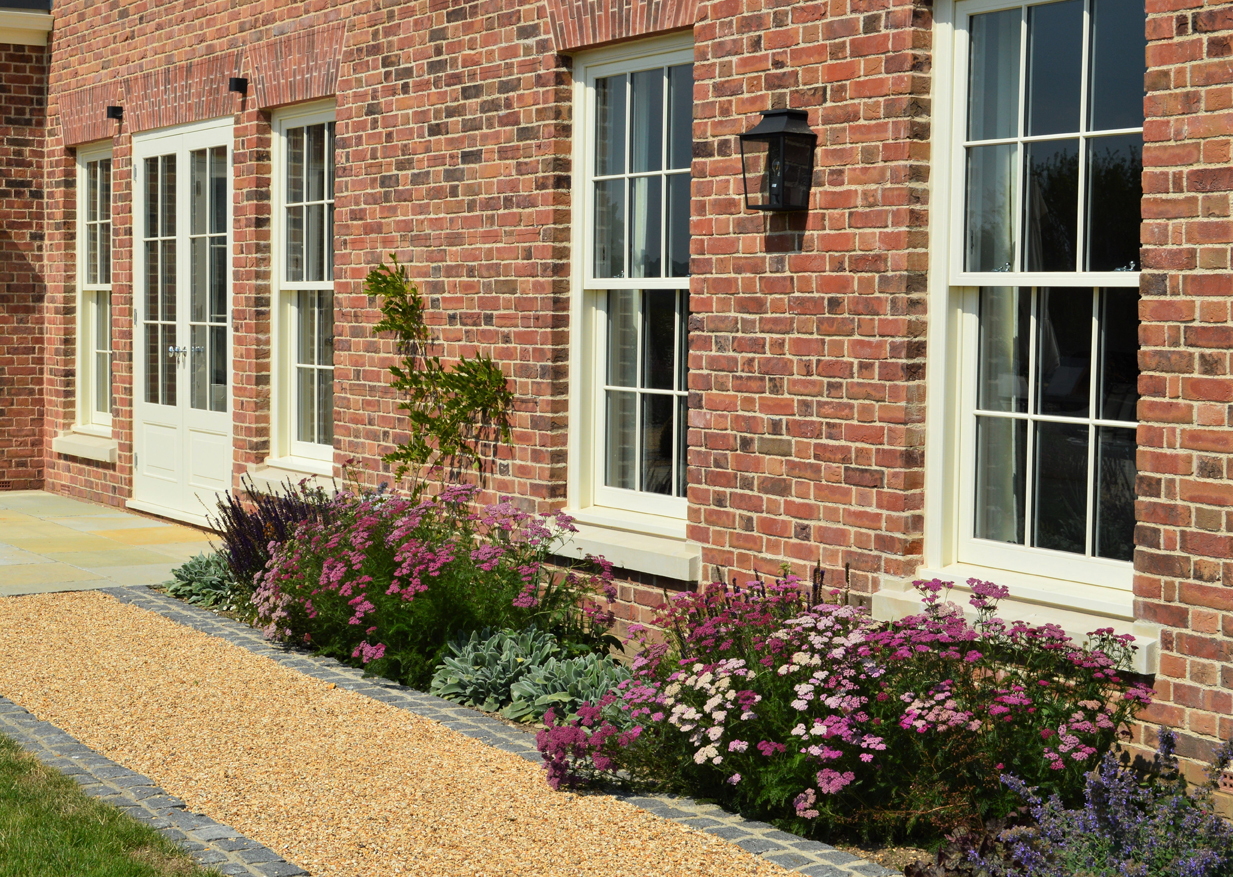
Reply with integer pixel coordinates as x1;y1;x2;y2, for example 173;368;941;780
429;627;561;713
503;653;632;724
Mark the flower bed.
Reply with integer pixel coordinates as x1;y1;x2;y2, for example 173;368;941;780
250;485;616;689
537;577;1154;845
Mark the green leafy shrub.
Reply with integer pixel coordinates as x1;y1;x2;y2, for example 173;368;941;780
430;627;561;712
367;257;512;493
504;653;632;724
163;552;235;608
253;486;617;689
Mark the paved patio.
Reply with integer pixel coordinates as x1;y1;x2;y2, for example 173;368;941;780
0;491;214;596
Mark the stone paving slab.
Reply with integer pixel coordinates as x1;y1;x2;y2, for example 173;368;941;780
98;585;900;877
0;697;306;877
0;490;214;597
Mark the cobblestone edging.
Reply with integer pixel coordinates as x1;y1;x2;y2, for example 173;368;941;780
76;585;898;877
0;696;307;877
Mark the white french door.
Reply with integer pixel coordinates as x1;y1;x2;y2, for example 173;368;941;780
130;120;234;526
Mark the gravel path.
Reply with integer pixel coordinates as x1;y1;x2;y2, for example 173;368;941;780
0;591;797;877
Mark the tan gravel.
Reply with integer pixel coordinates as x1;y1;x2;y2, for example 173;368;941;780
0;591;792;877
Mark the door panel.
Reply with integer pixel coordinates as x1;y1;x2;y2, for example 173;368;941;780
131;122;234;525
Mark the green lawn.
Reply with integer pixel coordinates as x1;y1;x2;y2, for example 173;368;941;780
0;733;219;877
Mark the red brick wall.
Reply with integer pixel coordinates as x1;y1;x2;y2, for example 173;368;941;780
1138;0;1233;764
0;43;47;491
687;0;932;595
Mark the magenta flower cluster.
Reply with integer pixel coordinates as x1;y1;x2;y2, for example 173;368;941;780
536;576;1153;839
252;486;618;688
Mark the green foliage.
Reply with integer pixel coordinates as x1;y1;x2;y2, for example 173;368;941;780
163;552;235;609
367;257;513;493
0;733;219;877
429;627;560;712
503;653;632;724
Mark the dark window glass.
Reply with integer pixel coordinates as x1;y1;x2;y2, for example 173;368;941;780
1025;0;1084;136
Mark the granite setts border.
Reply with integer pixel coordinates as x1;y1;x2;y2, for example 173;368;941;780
16;585;900;877
0;695;306;877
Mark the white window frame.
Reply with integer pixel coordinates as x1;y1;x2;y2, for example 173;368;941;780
567;34;694;537
75;142;114;435
270;101;336;472
924;0;1141;611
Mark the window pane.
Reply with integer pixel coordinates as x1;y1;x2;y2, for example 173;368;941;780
298;291;315;365
317;291;334;366
1023;138;1079;272
210;238;227;322
667;173;690;278
1089;0;1147;131
87;160;99;223
1032;420;1088;554
191;324;207;410
318;368;333;446
95;291;110;351
595;75;626;176
605;390;637;490
968;8;1021;141
297;367;316;443
99;159;111;218
677;394;688;497
146;324;159;404
677;290;688;392
306;203;324;283
974;415;1026;544
287;127;304;204
965;143;1017;272
161;324;177;406
210;325;226;412
161;156;176;237
629;175;662;278
87;225;99;286
100;219;111;286
191;149;208;236
327;122;336;199
667;64;692;170
641;393;674;495
1085;134;1143;272
145;241;159;320
630;69;663;173
1098;289;1140;421
210;146;227;235
607;290;637;388
1094;426;1136;561
161;240;176;323
190;237;207;321
145;157;158;240
1036;287;1092;417
977;286;1030;413
307;124;326;202
642;290;676;390
287;205;304;282
594;179;625;278
1025;0;1083;136
95;351;110;415
326;207;334;282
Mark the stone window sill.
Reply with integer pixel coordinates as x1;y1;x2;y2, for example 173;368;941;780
246;459;336;494
872;566;1159;675
558;518;701;582
52;430;118;464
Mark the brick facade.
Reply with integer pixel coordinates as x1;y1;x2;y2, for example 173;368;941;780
0;42;46;492
0;0;1230;773
1138;0;1233;763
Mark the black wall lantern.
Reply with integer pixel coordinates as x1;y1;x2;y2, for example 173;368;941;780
738;109;817;212
105;105;123;122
